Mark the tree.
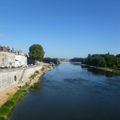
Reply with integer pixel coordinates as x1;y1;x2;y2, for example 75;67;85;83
29;44;45;62
92;56;106;67
43;57;60;65
85;55;106;67
104;54;117;68
116;54;120;58
70;57;85;63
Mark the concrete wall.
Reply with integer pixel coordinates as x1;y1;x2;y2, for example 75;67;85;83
22;66;42;82
0;66;42;93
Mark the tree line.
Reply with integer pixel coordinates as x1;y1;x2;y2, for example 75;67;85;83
43;57;60;65
70;53;120;70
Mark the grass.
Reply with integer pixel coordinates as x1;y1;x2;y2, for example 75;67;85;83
29;70;40;80
93;66;120;75
0;87;27;120
82;64;120;75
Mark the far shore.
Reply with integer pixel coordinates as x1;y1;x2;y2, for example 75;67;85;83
81;64;120;75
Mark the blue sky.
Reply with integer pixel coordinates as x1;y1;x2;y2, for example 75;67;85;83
0;0;120;58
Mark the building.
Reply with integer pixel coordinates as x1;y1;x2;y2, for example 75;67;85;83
0;52;15;68
15;55;27;67
0;46;27;68
0;46;11;52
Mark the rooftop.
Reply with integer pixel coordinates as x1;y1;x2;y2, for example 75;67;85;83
0;45;25;56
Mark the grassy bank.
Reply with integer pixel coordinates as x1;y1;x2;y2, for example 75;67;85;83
0;87;27;120
81;64;120;75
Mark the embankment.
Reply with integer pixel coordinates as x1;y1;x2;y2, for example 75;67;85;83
0;65;43;107
81;64;120;75
0;64;52;120
0;66;42;93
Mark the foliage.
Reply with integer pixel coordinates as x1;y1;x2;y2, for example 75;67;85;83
43;57;60;65
29;70;39;80
85;55;106;67
70;57;85;63
84;53;120;69
70;53;120;70
116;54;120;58
29;44;45;62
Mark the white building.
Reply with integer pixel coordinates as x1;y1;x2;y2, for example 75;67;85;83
15;55;27;67
0;46;27;68
0;52;15;68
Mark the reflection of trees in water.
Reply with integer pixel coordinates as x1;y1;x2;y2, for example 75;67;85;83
29;78;44;93
71;63;81;66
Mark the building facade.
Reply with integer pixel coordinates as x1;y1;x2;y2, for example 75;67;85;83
15;55;27;67
0;52;15;68
0;46;27;68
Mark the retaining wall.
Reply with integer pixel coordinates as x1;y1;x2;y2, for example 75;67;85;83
0;66;42;93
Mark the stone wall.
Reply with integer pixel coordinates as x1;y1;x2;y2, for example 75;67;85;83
0;66;42;93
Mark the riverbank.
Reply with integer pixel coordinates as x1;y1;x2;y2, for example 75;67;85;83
0;87;27;120
0;64;53;120
9;63;120;120
81;64;120;75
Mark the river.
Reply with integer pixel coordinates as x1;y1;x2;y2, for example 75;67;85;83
9;63;120;120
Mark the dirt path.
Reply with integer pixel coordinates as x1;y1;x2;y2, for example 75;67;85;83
0;87;19;107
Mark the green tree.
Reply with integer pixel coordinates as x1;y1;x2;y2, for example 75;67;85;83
29;44;45;62
92;56;106;67
116;54;120;58
104;54;117;68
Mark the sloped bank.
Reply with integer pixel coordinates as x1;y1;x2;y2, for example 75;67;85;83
81;64;120;75
0;66;43;107
0;64;53;120
0;87;27;120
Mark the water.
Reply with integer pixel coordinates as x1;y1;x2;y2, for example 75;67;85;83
10;63;120;120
